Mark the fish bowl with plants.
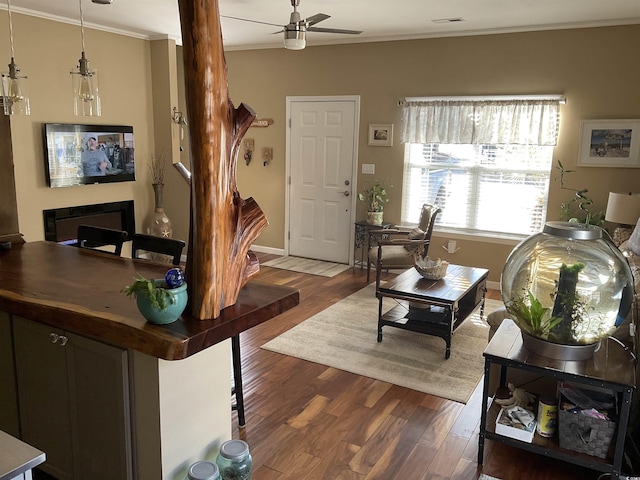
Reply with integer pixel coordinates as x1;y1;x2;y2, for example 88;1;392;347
501;221;634;360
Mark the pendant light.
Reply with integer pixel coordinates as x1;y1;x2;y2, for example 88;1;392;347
70;0;101;116
1;0;30;115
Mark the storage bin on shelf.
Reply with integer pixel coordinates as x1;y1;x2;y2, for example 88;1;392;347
558;409;616;458
557;381;617;459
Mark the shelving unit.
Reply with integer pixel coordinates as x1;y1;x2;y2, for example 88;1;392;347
478;320;636;479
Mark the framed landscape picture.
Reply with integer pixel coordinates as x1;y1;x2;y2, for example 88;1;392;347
578;119;640;167
368;124;393;147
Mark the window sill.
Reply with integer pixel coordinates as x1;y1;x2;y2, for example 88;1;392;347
432;228;525;246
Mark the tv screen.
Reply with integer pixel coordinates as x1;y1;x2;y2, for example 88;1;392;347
43;123;136;188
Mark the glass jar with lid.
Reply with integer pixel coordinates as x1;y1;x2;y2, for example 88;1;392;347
186;461;220;480
216;440;252;480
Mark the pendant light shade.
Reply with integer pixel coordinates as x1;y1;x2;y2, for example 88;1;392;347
70;0;101;116
2;0;30;115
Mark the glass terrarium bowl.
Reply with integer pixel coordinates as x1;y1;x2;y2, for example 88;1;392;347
501;221;634;360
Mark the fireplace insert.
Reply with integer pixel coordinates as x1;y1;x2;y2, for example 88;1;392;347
43;200;135;245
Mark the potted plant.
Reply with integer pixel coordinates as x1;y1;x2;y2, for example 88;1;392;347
122;268;188;324
556;160;604;226
358;179;391;225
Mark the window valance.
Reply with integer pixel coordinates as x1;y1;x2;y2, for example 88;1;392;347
400;97;562;146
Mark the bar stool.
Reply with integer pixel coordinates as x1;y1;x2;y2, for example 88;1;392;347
131;233;185;266
231;335;246;428
77;225;127;256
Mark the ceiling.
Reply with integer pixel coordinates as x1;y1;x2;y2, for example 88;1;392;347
5;0;640;50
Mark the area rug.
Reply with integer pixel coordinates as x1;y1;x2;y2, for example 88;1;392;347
261;283;503;404
262;256;351;277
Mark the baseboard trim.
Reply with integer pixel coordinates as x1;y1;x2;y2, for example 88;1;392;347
247;246;501;291
251;245;285;256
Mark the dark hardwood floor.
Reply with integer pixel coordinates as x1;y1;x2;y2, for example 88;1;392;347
232;254;604;480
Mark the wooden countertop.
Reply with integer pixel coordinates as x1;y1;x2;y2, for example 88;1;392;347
0;242;300;360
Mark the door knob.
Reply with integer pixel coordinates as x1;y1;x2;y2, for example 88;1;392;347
343;191;350;196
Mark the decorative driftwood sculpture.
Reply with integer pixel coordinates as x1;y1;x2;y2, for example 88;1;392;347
177;0;268;319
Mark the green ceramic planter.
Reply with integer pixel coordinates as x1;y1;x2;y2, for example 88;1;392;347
135;280;188;325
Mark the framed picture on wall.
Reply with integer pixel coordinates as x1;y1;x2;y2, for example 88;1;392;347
368;124;393;147
578;119;640;167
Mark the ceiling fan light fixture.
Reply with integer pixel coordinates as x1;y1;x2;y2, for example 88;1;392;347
284;28;305;50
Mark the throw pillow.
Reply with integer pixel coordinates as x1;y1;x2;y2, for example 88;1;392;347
627;217;640;256
404;227;425;252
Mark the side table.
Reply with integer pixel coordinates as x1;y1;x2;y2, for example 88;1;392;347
479;319;636;479
354;220;393;270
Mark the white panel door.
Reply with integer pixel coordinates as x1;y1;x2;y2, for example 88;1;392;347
288;98;358;263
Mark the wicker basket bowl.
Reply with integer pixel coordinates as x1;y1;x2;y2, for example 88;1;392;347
414;257;449;280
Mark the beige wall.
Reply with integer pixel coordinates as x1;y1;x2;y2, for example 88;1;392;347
211;25;639;282
5;12;640;284
2;12;157;245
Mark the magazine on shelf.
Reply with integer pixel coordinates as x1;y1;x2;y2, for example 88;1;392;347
495;406;536;443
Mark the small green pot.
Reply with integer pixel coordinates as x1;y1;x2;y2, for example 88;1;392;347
135;280;188;325
367;211;383;225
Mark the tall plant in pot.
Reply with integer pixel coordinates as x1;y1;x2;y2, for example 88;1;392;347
358;180;391;225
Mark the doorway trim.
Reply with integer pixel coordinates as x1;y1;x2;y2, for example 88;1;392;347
284;95;360;264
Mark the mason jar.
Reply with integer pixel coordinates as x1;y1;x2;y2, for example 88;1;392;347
216;440;252;480
186;461;220;480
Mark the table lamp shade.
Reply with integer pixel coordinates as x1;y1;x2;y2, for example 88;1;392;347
605;192;640;226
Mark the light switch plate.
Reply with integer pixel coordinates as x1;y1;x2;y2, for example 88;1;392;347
362;163;375;174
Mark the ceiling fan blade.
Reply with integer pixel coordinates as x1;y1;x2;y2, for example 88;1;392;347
307;26;362;35
220;15;283;28
305;13;330;27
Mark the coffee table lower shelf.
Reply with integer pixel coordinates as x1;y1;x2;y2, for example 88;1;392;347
378;303;470;334
377;302;469;355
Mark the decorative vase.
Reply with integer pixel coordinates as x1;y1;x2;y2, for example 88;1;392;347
367;211;383;225
147;183;173;238
135;280;188;325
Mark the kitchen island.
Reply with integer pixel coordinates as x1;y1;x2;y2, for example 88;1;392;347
0;241;299;480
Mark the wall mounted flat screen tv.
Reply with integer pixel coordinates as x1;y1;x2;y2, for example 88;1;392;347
43;123;135;188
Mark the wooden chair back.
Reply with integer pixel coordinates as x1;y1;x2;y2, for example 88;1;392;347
367;204;441;292
131;233;185;266
77;224;127;256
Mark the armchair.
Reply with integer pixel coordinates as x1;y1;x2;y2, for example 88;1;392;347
367;204;441;292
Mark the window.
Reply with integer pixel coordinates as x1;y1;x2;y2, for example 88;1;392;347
402;142;553;235
400;96;562;236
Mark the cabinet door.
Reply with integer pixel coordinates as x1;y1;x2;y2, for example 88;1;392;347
13;317;133;480
66;331;133;480
0;311;19;437
13;316;74;480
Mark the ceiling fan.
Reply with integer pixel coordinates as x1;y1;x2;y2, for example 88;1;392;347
221;0;362;50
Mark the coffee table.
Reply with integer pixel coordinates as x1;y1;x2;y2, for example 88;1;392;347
377;264;489;359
